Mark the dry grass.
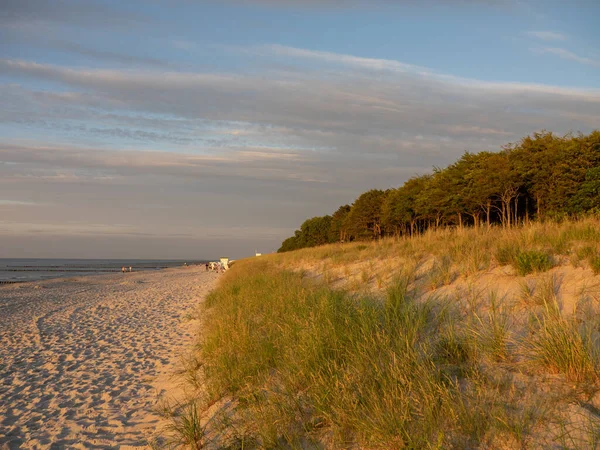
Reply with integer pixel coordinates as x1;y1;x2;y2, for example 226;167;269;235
186;218;600;448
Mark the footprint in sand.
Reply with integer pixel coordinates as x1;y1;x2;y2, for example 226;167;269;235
0;267;215;447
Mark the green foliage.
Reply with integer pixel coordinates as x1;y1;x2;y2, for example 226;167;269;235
495;246;553;275
278;215;333;252
345;189;387;240
514;250;553;276
328;204;351;243
279;130;600;251
570;167;600;215
382;175;430;235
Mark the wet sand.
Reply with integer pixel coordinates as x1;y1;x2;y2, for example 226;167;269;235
0;266;218;448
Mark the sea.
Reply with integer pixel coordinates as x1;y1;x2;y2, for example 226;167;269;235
0;259;207;284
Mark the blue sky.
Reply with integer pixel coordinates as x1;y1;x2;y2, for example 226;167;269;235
1;0;599;258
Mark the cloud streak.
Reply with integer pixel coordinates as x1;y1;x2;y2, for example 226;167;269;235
532;47;600;68
1;44;598;256
204;0;518;9
526;31;567;41
0;0;144;29
1;54;598;130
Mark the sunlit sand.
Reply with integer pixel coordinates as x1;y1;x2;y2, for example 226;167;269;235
0;266;217;448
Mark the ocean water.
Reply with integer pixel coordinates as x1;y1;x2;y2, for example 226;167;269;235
0;259;206;283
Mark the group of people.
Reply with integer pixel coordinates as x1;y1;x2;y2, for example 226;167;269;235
205;262;226;273
121;266;132;273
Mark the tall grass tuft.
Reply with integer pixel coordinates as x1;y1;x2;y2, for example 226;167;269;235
534;274;561;313
495;244;520;267
526;311;599;382
469;292;511;362
163;401;206;449
427;255;455;289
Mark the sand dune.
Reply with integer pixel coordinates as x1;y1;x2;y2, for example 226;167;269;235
0;266;217;448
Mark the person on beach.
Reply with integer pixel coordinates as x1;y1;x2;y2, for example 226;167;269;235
121;266;126;273
205;263;209;272
129;266;132;272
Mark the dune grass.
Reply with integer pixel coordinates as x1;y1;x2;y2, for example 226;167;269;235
189;218;600;448
200;264;535;447
528;317;599;383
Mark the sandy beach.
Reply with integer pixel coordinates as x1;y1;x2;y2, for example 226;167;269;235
0;266;217;448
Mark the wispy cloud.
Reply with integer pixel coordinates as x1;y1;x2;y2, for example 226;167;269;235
1;51;599;148
532;47;600;68
253;45;599;97
0;0;144;29
261;44;430;74
55;42;171;68
1;45;598;256
526;30;567;41
0;200;41;206
207;0;520;9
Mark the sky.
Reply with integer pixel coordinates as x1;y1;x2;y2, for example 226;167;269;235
1;0;599;259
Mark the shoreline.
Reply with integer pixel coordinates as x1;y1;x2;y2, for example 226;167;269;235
0;260;208;285
0;266;217;448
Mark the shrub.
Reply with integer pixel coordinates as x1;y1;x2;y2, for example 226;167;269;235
514;250;553;276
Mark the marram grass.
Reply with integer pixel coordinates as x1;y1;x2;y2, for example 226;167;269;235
191;218;600;448
200;263;538;448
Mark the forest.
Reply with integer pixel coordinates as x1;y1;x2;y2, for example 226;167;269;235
278;131;600;252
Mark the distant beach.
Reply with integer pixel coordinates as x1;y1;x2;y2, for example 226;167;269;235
0;265;218;447
0;259;207;284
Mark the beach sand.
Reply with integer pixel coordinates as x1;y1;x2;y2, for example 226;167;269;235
0;266;217;448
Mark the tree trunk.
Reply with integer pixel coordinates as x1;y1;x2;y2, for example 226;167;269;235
374;223;381;239
468;212;479;229
458;212;463;229
486;200;491;229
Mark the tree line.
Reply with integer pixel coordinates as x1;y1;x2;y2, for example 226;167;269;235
278;131;600;252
